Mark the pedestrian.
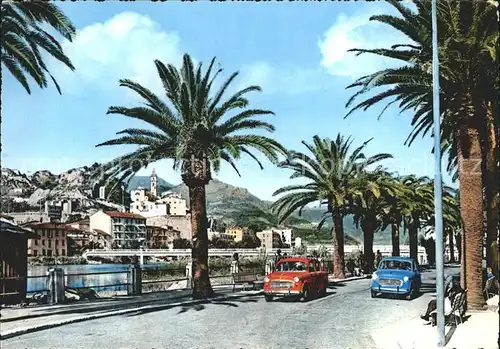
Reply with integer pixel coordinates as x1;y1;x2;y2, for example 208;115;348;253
375;250;383;270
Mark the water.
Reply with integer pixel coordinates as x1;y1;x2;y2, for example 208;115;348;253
27;264;164;294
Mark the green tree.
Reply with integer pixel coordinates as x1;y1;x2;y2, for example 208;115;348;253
95;54;286;299
345;1;497;308
271;134;392;279
350;170;400;273
173;238;192;249
1;1;76;94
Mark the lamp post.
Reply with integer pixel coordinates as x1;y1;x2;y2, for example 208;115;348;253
431;0;445;346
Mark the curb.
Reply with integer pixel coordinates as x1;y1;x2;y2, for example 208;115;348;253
0;290;263;340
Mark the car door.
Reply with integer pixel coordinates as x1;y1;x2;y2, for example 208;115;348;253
314;260;326;292
307;260;317;293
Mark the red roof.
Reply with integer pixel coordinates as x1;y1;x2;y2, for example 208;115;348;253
104;211;146;219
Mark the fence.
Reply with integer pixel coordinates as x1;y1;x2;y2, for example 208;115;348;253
24;259;267;305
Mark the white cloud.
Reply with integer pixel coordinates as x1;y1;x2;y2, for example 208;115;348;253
318;8;408;79
237;61;334;95
52;12;183;96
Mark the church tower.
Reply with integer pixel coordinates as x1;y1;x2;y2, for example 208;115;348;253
151;168;157;198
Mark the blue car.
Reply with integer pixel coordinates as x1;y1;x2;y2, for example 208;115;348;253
370;257;422;300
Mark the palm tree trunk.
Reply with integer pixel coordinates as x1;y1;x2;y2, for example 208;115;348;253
457;125;486;310
188;184;214;299
408;216;418;262
448;231;456;263
484;102;499;276
361;220;375;274
332;211;345;279
391;223;400;256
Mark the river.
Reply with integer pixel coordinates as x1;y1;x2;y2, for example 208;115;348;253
27;264;165;294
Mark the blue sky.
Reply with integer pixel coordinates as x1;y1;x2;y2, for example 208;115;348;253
2;1;453;201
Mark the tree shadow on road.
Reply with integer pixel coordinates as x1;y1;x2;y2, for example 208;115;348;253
123;296;260;317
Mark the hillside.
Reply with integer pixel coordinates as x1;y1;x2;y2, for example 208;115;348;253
127;176;173;194
0;165;397;244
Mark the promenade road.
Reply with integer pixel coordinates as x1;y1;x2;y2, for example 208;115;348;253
2;267;460;349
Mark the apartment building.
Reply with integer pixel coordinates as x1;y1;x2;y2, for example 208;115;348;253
89;211;146;249
256;229;284;249
208;231;234;243
225;226;249;242
146;225;180;249
25;222;69;257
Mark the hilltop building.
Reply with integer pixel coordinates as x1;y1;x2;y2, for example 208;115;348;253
130;169;188;218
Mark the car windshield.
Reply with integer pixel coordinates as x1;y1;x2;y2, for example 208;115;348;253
379;260;412;271
275;261;307;272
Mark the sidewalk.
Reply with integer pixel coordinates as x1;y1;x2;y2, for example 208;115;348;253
0;285;263;340
329;274;369;283
371;296;499;349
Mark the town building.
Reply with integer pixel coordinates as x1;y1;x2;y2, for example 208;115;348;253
130;200;169;218
225;226;249;242
89;210;146;249
146;214;192;241
208;231;235;243
130;169;187;218
69;218;112;250
146;225;180;249
157;192;187;216
256;229;284;249
24;222;70;257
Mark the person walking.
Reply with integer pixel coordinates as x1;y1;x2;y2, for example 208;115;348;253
375;250;383;270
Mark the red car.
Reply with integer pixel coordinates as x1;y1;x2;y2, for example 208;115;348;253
263;257;328;302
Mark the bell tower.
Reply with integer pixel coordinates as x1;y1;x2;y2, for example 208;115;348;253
151;168;158;198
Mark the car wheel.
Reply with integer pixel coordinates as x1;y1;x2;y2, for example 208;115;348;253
405;285;414;301
264;295;273;302
371;290;377;298
300;286;310;302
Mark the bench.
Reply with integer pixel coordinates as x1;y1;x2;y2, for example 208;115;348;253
232;272;258;292
484;276;499;299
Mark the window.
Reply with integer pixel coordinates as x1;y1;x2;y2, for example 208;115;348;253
61;249;66;256
56;240;59;247
35;239;38;245
62;240;65;246
41;230;45;237
42;249;46;256
42;240;46;246
314;260;321;272
308;262;315;273
55;231;59;237
48;240;52;247
276;261;306;272
47;250;53;257
33;250;38;257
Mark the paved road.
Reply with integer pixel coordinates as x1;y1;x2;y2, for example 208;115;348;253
2;267;459;349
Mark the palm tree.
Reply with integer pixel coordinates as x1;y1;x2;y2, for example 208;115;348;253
271;134;392;278
1;1;76;94
442;188;461;264
351;169;400;273
95;54;287;299
344;0;497;309
397;176;434;262
378;176;407;257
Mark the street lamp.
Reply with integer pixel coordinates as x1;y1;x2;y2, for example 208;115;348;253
431;0;445;346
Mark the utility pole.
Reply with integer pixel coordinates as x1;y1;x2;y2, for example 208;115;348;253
431;0;445;346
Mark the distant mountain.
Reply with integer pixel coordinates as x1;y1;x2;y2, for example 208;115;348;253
127;176;173;194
